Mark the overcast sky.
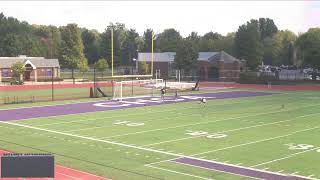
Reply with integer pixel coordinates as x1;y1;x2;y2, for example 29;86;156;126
0;1;319;37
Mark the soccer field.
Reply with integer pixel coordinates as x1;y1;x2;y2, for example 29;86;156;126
0;89;319;180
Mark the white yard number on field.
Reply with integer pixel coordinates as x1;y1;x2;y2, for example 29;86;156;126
113;121;144;127
286;143;320;153
186;130;227;139
285;143;315;150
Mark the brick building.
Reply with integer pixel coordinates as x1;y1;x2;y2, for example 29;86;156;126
137;51;245;81
198;51;246;81
0;55;60;82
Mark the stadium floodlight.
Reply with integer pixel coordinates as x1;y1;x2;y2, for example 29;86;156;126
111;29;154;78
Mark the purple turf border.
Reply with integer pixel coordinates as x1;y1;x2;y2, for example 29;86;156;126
173;157;311;180
0;91;274;122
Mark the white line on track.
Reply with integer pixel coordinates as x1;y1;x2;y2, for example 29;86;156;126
141;112;320;147
145;164;213;180
0;121;317;180
101;104;320;140
56;172;82;180
251;147;320;167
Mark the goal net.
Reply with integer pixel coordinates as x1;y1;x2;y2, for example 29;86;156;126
112;79;163;101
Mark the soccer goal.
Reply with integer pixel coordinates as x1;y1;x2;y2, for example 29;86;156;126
112;79;164;101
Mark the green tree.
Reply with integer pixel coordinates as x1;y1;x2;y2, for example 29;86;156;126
78;60;89;78
121;29;139;65
82;29;101;65
141;29;153;52
212;33;235;55
34;25;61;58
258;18;278;40
186;32;201;50
0;34;23;56
271;30;297;65
199;31;224;52
156;28;182;52
174;39;199;71
296;28;320;70
95;58;108;76
59;24;87;83
234;22;263;69
100;23;126;67
10;61;25;80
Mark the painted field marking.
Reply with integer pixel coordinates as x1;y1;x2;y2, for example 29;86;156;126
172;160;260;180
145;164;212;180
36;97;284;133
251;147;320;167
18;91;288;126
0;98;110;111
142;112;320;147
0;121;317;180
35;100;234;127
102;104;320;140
191;127;319;157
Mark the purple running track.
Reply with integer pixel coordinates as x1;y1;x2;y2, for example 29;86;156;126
174;157;310;180
0;91;273;122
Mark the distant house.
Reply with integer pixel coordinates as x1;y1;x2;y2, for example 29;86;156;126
137;51;245;81
0;55;60;82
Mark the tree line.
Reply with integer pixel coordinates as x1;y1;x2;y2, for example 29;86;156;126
0;13;319;72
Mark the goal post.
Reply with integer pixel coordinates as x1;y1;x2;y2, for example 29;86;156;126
112;79;164;101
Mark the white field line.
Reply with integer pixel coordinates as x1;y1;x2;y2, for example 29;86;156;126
35;94;287;127
145;164;213;180
142;112;320;147
64;112;204;133
0;121;317;180
35;98;249;127
172;161;260;180
251;147;320;168
144;158;178;166
0;98;109;111
33;105;203;127
16;91;290;125
191;126;319;157
101;103;320;139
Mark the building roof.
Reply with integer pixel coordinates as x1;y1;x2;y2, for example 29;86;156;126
208;51;241;63
138;51;240;64
138;52;176;62
0;56;60;68
198;52;219;61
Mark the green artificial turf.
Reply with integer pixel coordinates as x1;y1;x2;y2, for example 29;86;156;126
0;89;319;180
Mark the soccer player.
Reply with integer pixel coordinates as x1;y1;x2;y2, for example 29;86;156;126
175;90;178;99
160;88;165;101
